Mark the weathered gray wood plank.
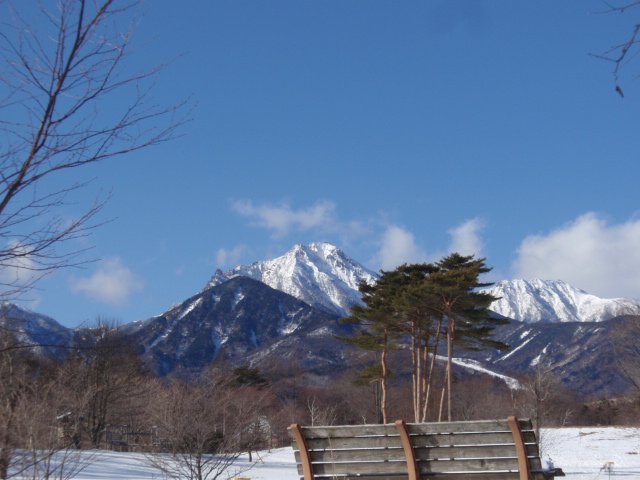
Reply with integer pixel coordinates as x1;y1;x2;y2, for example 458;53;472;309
408;420;510;435
410;431;537;447
294;424;397;438
298;456;523;476
294;443;540;464
292;419;533;439
299;473;546;480
291;430;537;451
414;444;538;460
295;447;406;463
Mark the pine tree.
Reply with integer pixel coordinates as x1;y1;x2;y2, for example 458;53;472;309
339;256;509;423
337;269;412;423
424;253;509;421
393;264;447;422
233;364;269;389
340;264;442;422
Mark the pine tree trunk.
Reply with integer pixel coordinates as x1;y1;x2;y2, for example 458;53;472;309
415;328;422;423
446;319;455;422
420;338;428;422
381;330;389;424
409;320;417;422
438;378;446;422
422;317;443;422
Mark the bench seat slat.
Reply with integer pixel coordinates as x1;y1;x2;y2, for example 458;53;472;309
298;457;528;476
299;472;547;480
297;420;532;439
295;444;540;463
292;431;538;450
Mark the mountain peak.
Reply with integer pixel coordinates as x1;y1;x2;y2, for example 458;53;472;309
484;278;640;323
206;242;377;316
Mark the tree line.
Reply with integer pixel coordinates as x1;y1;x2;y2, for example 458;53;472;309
2;308;640;479
0;319;279;480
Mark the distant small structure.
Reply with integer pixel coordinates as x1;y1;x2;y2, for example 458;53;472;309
102;425;156;452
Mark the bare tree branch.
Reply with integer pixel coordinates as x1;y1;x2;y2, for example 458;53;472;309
592;1;640;96
0;0;189;301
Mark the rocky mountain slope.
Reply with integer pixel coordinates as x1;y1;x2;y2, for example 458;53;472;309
128;276;356;376
460;315;639;396
0;303;77;358
207;242;377;317
484;279;640;323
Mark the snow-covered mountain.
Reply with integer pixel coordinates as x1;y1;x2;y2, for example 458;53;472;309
208;245;640;324
130;276;355;376
484;279;640;323
207;242;378;317
0;303;78;357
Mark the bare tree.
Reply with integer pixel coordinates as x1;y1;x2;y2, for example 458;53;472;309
8;370;97;480
305;395;339;427
513;361;575;447
0;335;94;480
452;375;513;422
0;0;186;301
144;373;261;480
0;2;184;471
0;327;32;479
592;2;640;96
59;318;149;449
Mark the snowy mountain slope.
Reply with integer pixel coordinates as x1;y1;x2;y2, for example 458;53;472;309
460;315;639;396
131;276;355;375
209;246;640;324
207;242;378;317
0;303;77;358
483;279;640;323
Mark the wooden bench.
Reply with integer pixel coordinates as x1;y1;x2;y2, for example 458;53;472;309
288;417;564;480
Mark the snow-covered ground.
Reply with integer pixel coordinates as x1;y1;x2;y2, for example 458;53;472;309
11;426;640;479
542;426;640;480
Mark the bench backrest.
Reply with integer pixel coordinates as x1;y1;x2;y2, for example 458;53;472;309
289;416;547;480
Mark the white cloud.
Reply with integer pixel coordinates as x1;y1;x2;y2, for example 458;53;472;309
0;241;38;294
373;225;427;271
512;212;640;299
72;257;144;305
232;200;336;237
447;218;485;257
216;245;247;268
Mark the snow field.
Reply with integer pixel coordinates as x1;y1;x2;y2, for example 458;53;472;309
14;427;640;480
541;426;640;479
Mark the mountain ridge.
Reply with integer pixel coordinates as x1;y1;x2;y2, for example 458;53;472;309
0;303;78;358
129;276;354;376
6;242;640;396
207;242;378;317
484;278;640;323
207;243;639;324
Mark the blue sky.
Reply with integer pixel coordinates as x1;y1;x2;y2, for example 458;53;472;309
4;1;640;327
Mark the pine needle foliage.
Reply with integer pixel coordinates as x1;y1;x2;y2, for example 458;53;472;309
339;254;510;422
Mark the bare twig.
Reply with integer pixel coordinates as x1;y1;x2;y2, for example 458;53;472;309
591;2;640;95
0;0;189;301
